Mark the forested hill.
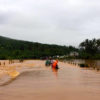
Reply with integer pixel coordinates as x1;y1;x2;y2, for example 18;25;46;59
0;36;77;59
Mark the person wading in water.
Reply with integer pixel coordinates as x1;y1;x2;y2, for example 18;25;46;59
52;60;59;69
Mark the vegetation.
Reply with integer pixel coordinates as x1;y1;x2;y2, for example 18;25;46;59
79;39;100;59
0;36;77;60
0;36;99;60
79;64;89;68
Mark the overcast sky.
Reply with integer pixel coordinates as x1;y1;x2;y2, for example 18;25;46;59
0;0;100;46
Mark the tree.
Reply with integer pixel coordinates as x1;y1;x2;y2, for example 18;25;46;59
79;39;99;55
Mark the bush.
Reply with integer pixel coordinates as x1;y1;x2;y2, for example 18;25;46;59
79;63;89;68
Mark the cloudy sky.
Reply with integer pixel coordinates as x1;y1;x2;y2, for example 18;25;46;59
0;0;100;46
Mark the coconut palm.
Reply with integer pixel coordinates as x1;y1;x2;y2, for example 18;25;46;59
79;39;99;55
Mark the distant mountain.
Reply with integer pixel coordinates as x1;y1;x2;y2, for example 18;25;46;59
0;36;77;59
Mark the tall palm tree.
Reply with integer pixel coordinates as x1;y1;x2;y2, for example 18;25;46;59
79;39;98;55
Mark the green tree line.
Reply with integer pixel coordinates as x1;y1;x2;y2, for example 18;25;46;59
79;38;100;59
0;36;99;60
0;36;77;59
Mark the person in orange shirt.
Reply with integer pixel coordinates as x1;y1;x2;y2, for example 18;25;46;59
52;60;59;69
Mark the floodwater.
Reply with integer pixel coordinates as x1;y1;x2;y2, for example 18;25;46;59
0;60;100;100
67;59;100;69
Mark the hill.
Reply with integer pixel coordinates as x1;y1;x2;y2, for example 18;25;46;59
0;36;77;59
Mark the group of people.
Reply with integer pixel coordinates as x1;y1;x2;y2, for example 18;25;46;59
45;58;59;69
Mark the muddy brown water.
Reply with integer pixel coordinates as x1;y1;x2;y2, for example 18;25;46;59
0;60;100;100
67;59;100;69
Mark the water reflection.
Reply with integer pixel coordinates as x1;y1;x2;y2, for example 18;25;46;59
52;68;58;78
67;59;100;70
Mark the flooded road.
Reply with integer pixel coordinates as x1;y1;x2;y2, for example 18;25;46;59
0;60;100;100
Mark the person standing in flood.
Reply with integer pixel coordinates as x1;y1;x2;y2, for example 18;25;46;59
52;60;59;69
45;58;51;66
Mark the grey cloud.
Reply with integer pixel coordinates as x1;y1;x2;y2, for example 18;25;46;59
0;0;100;46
